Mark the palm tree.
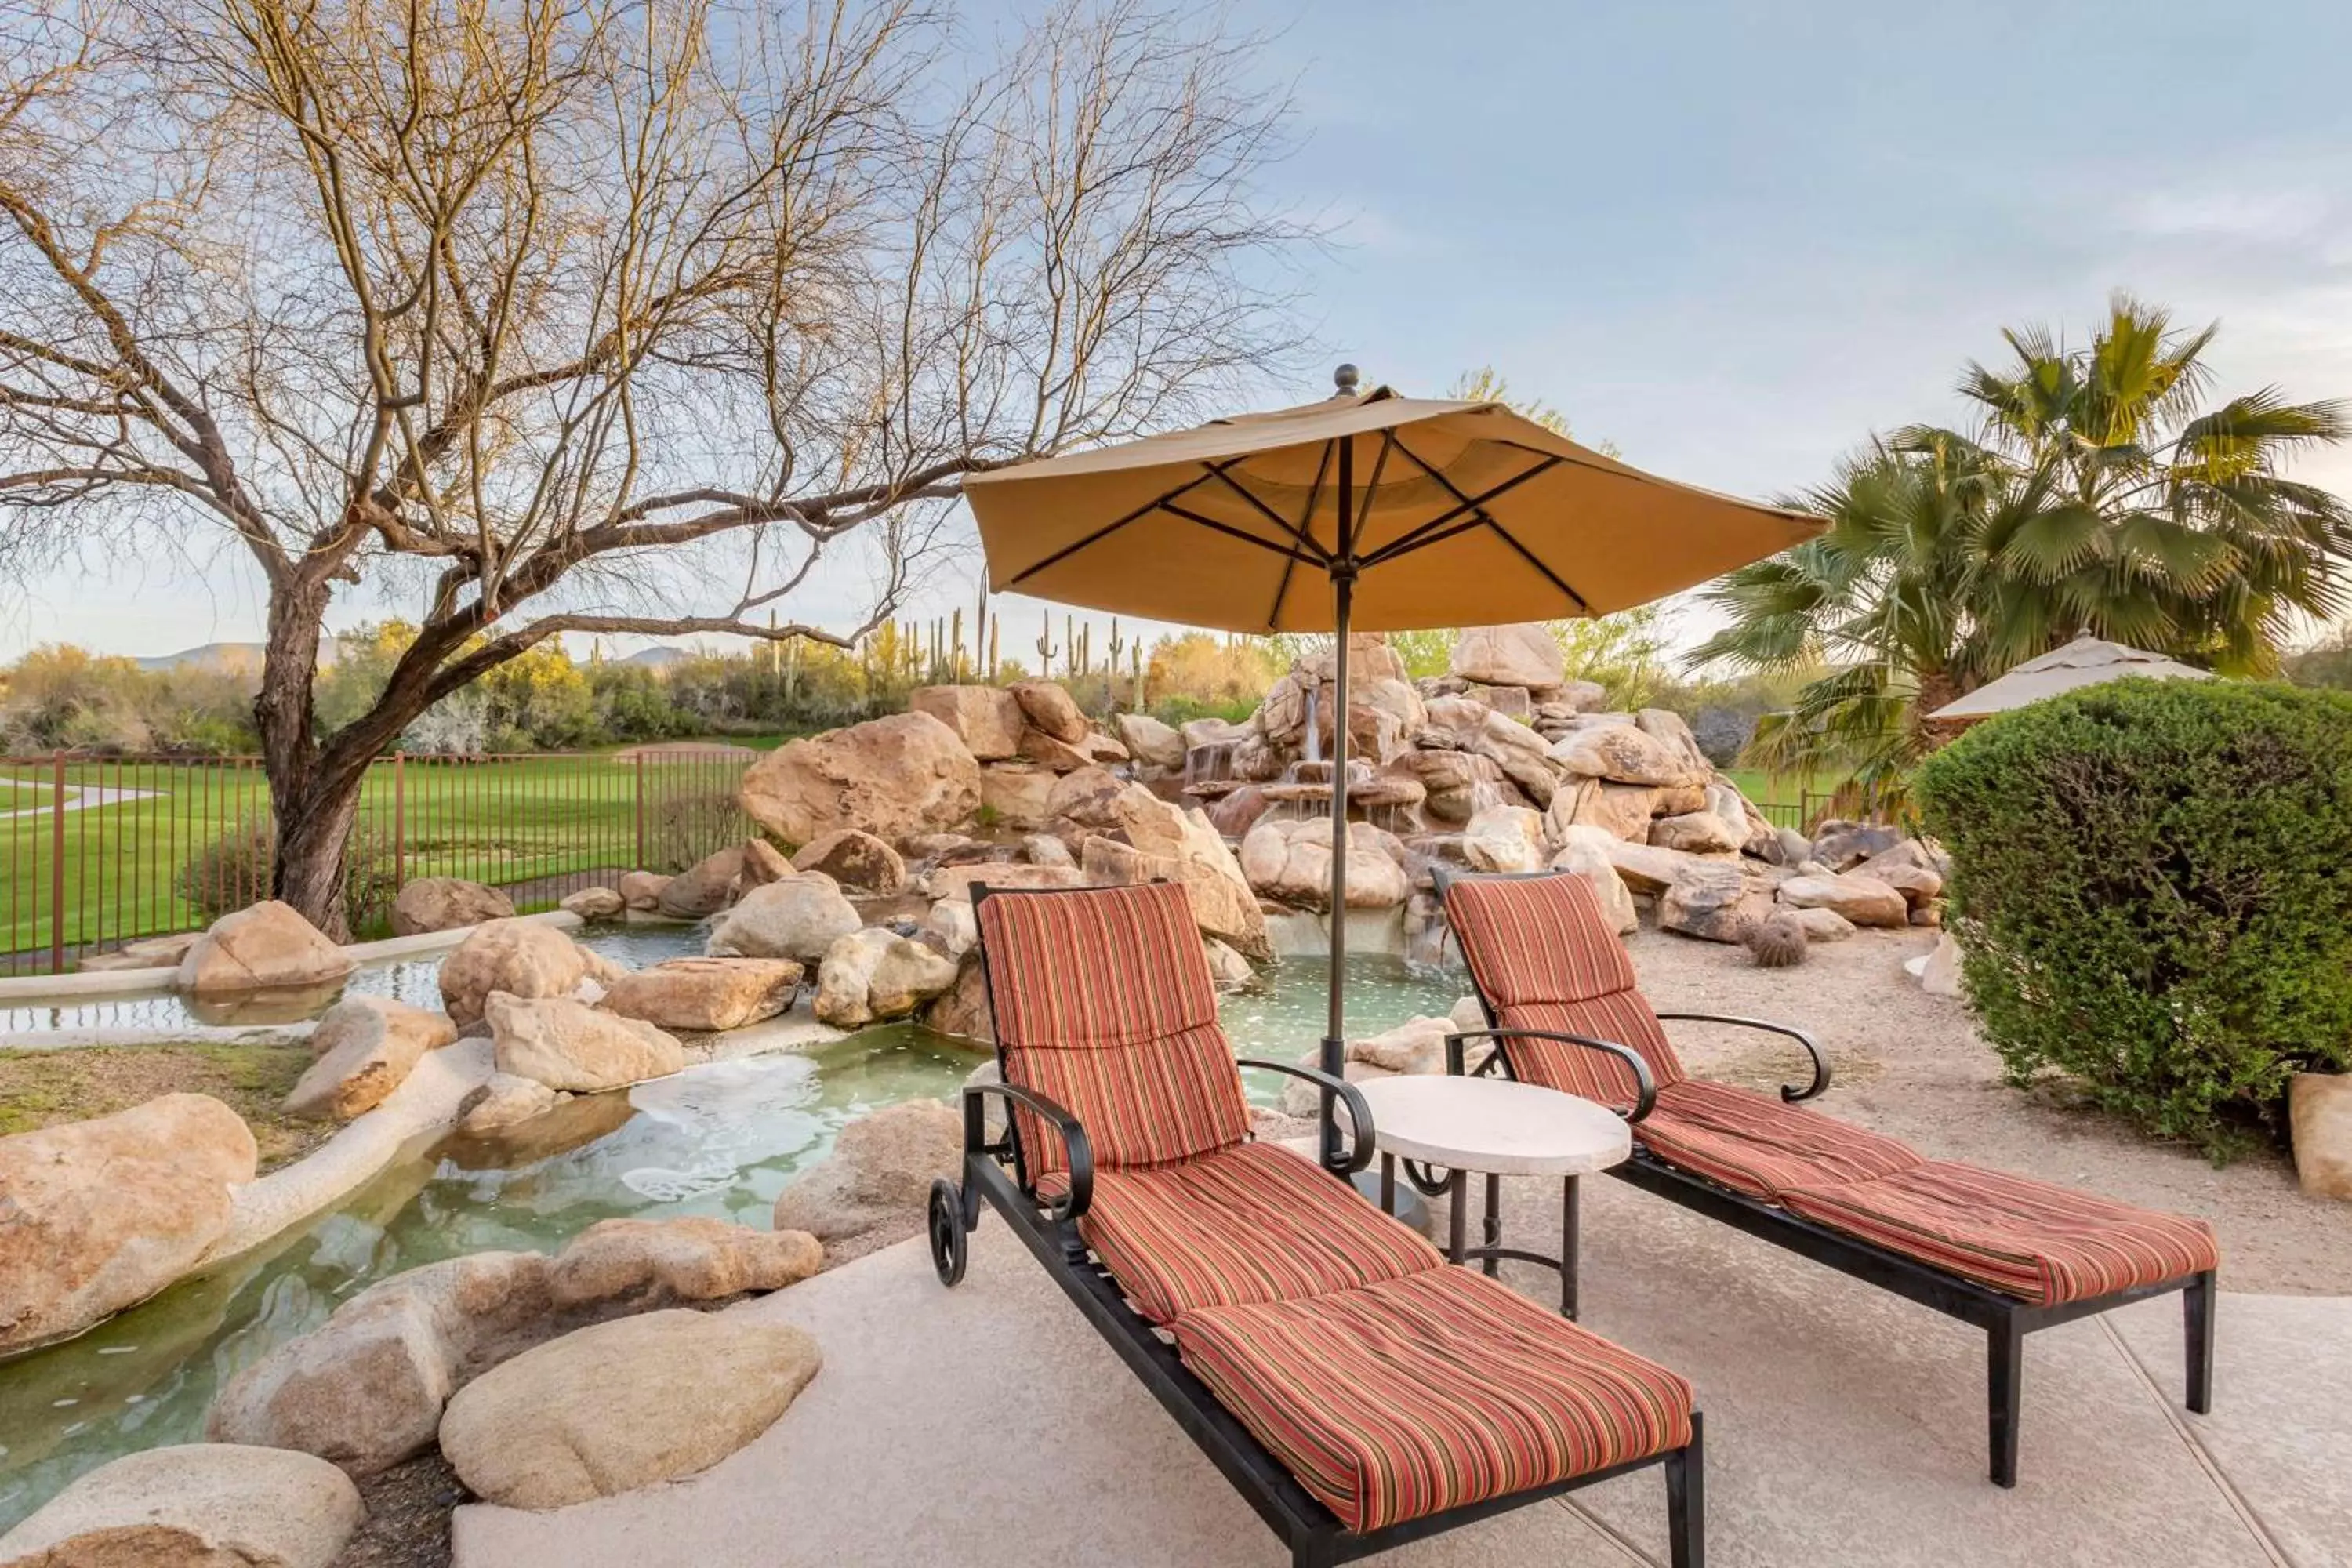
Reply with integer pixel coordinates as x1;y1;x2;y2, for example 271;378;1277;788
1696;296;2352;808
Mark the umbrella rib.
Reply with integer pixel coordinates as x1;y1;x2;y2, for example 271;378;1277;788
1203;459;1334;565
1001;470;1220;588
1352;431;1395;554
1265;442;1334;631
1159;499;1331;566
1383;437;1591;612
1356;454;1564;567
1479;515;1592;613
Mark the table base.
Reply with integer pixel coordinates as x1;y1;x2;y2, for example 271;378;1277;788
1381;1156;1584;1319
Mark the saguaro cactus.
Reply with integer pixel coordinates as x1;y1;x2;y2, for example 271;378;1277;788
1034;609;1059;678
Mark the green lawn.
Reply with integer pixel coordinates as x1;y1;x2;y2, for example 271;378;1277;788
0;747;757;965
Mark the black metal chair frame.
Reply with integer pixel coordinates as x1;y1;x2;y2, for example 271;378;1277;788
925;880;1706;1568
1431;865;2216;1488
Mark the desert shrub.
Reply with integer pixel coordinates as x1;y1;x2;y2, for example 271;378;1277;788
1913;677;2352;1153
176;822;400;935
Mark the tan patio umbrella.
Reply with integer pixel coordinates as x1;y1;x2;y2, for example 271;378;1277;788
1923;632;2212;730
965;368;1821;1167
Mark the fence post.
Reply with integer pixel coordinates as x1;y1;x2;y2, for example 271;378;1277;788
633;751;647;871
392;752;406;893
49;750;66;975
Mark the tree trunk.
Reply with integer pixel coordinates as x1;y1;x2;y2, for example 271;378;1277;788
270;766;369;941
252;572;351;935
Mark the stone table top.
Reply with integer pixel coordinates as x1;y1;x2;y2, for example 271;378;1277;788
1355;1074;1633;1177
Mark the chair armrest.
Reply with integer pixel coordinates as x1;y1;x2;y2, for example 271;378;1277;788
964;1081;1094;1224
1442;1029;1658;1123
1653;1012;1831;1102
1234;1058;1377;1176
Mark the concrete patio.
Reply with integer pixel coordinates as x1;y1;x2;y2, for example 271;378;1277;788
454;1169;2349;1567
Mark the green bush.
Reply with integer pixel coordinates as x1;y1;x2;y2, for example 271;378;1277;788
1913;677;2352;1154
176;822;400;937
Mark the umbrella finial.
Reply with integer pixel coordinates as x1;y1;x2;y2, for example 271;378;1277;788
1332;362;1359;398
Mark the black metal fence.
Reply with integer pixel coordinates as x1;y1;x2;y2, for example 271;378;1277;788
0;747;756;976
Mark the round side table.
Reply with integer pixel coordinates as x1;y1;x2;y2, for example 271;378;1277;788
1353;1073;1632;1319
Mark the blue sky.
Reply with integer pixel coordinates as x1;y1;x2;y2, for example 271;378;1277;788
15;0;2352;660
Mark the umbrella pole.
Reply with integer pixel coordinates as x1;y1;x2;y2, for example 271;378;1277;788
1320;568;1352;1174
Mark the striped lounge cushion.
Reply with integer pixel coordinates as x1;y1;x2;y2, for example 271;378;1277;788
1780;1160;2220;1306
1443;873;1688;1105
975;882;1250;1175
1065;1142;1442;1324
1173;1266;1694;1534
1635;1079;1922;1201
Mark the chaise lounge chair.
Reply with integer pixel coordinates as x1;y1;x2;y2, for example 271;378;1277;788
1434;866;2218;1487
929;880;1705;1567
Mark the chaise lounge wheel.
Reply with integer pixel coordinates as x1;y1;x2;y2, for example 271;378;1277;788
927;1178;969;1287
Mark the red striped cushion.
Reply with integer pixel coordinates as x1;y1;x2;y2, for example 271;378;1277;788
1173;1266;1694;1534
1494;996;1685;1108
1444;873;1687;1096
976;884;1250;1174
1065;1142;1441;1325
1780;1160;2220;1306
1635;1080;1921;1201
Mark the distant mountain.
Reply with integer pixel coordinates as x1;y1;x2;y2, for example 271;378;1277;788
134;641;343;674
621;646;692;668
135;642;267;675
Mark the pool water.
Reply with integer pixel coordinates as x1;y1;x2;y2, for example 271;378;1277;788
0;949;1462;1529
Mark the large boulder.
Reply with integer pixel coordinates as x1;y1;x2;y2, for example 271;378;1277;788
1549;724;1691;787
544;1217;822;1308
1595;837;1722;897
488;992;684;1092
619;869;672;911
1045;764;1125;827
1450;623;1565;688
207;1222;815;1476
706;873;862;962
1658;865;1774;944
439;1310;822;1510
1776;873;1910;929
2290;1072;2352;1200
599;957;803;1033
789;828;906;895
771;1098;962;1261
0;1094;256;1356
1114;711;1185;771
1546;778;1661;843
1635;708;1712;776
1649;809;1744;855
0;1444;361;1568
1809;819;1905;873
739;837;794;889
176;900;356;996
390;876;514;936
1104;785;1271;959
658;844;746;918
1237;818;1411;911
1392;748;1513;824
909;684;1026;760
739;711;981;847
813;928;960;1029
437;918;618;1028
283;996;459;1121
920;956;993;1042
1008;679;1089;744
560;885;625;920
1017;727;1094;771
977;761;1059;829
929;861;1091;902
1462;805;1546;873
1548;827;1639;934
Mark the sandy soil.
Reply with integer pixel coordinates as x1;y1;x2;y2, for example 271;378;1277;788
1613;924;2348;1296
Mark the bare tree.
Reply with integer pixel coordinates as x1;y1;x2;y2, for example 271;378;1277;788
0;0;1303;930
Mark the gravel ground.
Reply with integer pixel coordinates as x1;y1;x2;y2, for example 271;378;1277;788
336;1454;461;1568
1611;924;2345;1295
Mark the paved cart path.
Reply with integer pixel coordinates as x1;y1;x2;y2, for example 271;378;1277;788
0;782;163;818
456;1166;2346;1568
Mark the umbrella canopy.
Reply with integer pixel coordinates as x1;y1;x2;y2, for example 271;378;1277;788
967;381;1815;632
965;371;1820;1172
1925;633;2212;727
